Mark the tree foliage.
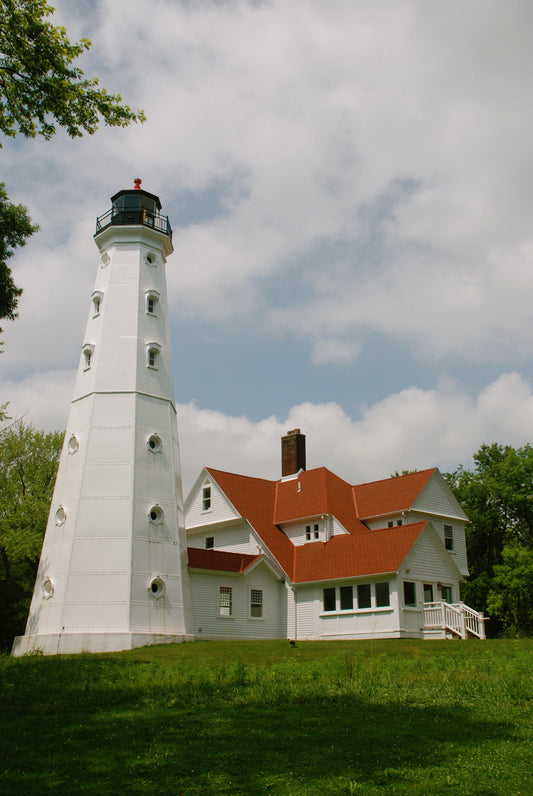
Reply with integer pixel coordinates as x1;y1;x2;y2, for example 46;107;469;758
0;421;63;648
445;442;533;636
0;0;144;336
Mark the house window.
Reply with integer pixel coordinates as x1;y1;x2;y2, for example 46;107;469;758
202;486;211;511
205;536;214;549
388;521;394;528
250;589;263;617
375;581;390;607
441;585;453;603
340;585;353;610
357;583;371;609
306;523;319;541
323;587;336;612
305;525;311;540
403;581;417;607
219;586;232;616
314;523;319;539
444;524;454;551
423;584;434;603
396;519;403;526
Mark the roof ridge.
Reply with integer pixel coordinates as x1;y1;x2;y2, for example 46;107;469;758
353;467;436;489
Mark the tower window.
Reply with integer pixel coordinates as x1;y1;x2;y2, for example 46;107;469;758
55;506;67;526
148;577;165;599
146;290;160;315
92;291;103;316
147;434;162;453
148;505;164;524
146;342;161;369
82;344;94;370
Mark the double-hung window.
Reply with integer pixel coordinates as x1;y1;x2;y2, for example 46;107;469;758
444;525;454;551
403;581;417;607
250;589;263;617
219;586;232;617
202;485;211;511
357;583;371;609
375;581;390;607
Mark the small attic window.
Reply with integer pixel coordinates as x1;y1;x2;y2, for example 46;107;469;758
205;536;214;549
146;290;160;315
202;485;211;511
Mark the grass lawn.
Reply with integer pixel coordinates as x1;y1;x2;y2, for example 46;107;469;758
0;638;531;795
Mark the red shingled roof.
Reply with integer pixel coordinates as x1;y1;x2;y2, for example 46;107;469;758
187;547;261;573
293;522;426;583
203;467;433;583
353;468;436;518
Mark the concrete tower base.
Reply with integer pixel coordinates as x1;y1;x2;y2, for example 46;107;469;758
12;631;195;657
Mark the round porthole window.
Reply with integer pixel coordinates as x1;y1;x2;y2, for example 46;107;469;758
100;252;110;267
43;578;54;599
67;435;79;454
149;577;165;599
147;434;162;453
145;251;157;266
148;505;164;524
55;506;67;526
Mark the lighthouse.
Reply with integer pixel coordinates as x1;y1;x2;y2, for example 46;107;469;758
13;180;194;655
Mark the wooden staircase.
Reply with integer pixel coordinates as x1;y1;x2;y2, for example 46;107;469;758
423;601;486;639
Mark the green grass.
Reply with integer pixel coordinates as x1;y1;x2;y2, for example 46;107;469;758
0;639;531;795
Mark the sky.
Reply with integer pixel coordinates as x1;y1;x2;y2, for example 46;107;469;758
3;0;533;494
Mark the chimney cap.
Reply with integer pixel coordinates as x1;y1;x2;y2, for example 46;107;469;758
286;428;302;436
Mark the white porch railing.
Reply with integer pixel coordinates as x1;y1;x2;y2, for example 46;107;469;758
423;601;486;639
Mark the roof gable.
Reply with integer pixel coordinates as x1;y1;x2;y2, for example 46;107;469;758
412;470;468;521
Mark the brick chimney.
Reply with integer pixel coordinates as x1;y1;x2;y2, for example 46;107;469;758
281;429;306;477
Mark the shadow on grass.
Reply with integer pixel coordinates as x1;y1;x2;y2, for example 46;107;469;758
0;655;523;795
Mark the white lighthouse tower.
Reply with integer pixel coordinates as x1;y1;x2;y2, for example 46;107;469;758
13;180;193;655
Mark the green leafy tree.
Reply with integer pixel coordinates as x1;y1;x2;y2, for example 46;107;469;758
445;442;533;635
0;421;63;648
0;0;145;336
487;546;533;636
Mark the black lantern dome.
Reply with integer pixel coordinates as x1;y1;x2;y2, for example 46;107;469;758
95;178;172;238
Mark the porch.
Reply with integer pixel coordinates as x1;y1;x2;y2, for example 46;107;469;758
423;601;486;639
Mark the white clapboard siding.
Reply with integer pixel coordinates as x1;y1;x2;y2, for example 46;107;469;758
410;513;468;576
185;476;240;528
190;564;285;640
403;528;459;585
294;585;318;639
413;472;467;520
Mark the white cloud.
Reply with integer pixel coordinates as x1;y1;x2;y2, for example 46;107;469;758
9;367;533;494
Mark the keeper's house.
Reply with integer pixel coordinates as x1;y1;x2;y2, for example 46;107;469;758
184;430;485;641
